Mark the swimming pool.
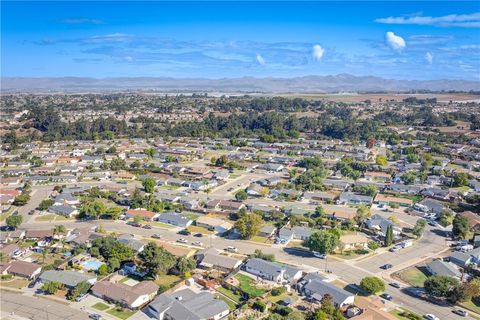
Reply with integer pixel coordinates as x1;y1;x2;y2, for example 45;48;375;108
82;260;103;271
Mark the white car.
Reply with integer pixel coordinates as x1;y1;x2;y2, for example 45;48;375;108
424;314;440;320
225;246;238;253
389;246;402;252
192;241;203;246
177;238;188;243
313;252;326;259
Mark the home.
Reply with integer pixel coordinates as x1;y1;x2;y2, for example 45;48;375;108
25;229;54;241
218;200;245;212
339;233;370;250
374;194;413;207
39;270;97;288
48;205;78;217
179;197;201;210
53;193;80;206
147;288;229;320
258;163;284;172
364;171;391;182
390;183;422;195
298;273;354;307
126;208;159;221
303;191;337;203
195;216;233;234
415;199;448;215
278;227;294;244
91;280;158;309
157;212;193;228
458;211;480;231
449;251;475;268
0;244;23;259
2;260;42;280
0;229;25;244
65;227;102;246
246;183;265;197
117;234;145;253
323;204;357;221
323;178;350;191
259;225;277;238
291;226;312;241
195;247;242;272
244;258;303;284
338;192;373;205
366;214;402;237
426;260;462;279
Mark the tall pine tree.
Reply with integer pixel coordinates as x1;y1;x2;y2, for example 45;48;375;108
385;224;393;247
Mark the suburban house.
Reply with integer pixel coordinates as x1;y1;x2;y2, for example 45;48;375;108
278;227;294;243
25;229;54;241
366;214;402;237
339;233;370;250
147;288;229;320
39;270;97;288
298;273;355;307
91;280;158;309
1;260;42;279
48;205;78;217
218;200;245;212
449;251;475;268
244;258;303;284
156;213;193;228
117;234;146;253
126;208;160;221
338;192;373;205
195;216;233;234
259;225;277;238
195;247;242;272
426;260;462;279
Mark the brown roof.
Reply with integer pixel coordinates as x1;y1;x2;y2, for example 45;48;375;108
92;280;158;306
354;297;397;320
0;244;20;256
126;209;157;219
25;229;53;239
7;260;41;278
459;211;480;227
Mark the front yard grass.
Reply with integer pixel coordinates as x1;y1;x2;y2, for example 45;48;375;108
389;308;422;320
106;307;136;320
187;225;214;235
234;274;267;298
0;278;29;289
395;266;428;287
250;236;269;243
92;302;110;311
35;214;71;222
460;297;480;315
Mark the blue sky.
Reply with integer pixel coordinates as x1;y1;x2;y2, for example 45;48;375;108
1;1;479;80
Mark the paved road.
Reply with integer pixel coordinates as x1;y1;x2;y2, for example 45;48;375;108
1;291;89;320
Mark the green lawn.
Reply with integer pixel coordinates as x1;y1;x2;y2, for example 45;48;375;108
35;214;71;222
144;221;175;229
217;286;242;304
188;225;214;235
154;274;182;287
184;212;200;220
461;297;480;315
92;302;110;311
160;185;181;190
396;267;428;287
234;274;267;298
215;294;238;311
389;308;422;320
250;236;269;243
0;210;12;221
106;307;136;320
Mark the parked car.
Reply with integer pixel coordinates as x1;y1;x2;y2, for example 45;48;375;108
389;246;402;252
381;264;393;269
89;314;102;320
28;210;35;215
151;234;162;239
424;314;439;320
452;309;468;317
127;222;141;227
142;224;152;229
389;282;401;289
225;246;238;252
194;233;203;237
177;238;188;243
192;241;203;246
380;293;393;301
313;252;326;259
178;229;191;235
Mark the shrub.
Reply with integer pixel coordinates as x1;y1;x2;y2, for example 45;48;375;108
253;301;266;312
1;274;13;280
271;287;287;296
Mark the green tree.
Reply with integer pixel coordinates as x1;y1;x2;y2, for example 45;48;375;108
235;190;248;201
144;148;156;158
453;173;469;187
98;264;108;276
367;241;380;251
401;172;416;185
360;276;385;294
68;281;91;301
412;219;427;238
439;210;454;227
355;205;371;225
6;215;23;230
452;214;471;240
142;177;156;193
424;275;459;298
176;256;196;273
53;225;66;236
138;242;177;276
13;194;30;206
41;281;62;295
384;224;393;247
303;229;340;254
38;199;55;210
106;207;122;220
234;213;263;239
375;155;388;166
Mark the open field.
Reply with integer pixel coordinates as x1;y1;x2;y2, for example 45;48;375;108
395;266;428;287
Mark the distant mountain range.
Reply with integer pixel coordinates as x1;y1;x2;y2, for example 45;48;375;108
2;74;479;93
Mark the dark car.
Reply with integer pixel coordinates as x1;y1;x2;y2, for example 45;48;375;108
452;309;468;317
389;282;401;289
126;222;141;227
178;229;191;235
381;264;393;269
380;293;393;301
194;233;203;237
28;210;36;215
151;234;162;239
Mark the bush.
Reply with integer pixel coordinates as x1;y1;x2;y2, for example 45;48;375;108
360;276;385;295
271;287;287;296
1;274;13;280
399;311;422;320
253;301;266;312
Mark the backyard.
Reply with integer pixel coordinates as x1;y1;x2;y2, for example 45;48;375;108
217;286;242;304
234;274;268;298
106;307;136;320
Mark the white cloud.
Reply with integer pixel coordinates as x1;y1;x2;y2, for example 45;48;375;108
312;44;325;61
425;52;433;64
256;53;266;65
385;32;406;51
375;12;480;28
